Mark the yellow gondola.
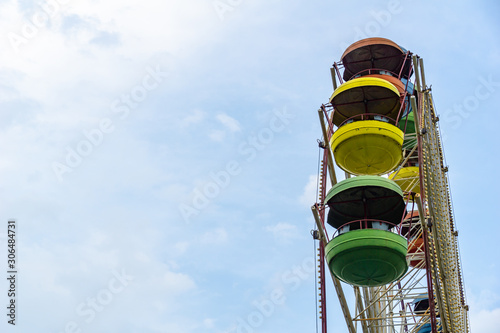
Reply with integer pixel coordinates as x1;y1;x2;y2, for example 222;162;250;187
330;77;401;127
330;120;404;175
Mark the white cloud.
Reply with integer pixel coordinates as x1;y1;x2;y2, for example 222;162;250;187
467;287;500;333
151;270;196;294
209;129;226;142
173;241;190;255
0;0;223;135
208;113;241;142
216;113;241;132
181;109;206;127
470;307;500;333
299;174;318;206
203;318;216;329
265;222;299;241
200;228;228;245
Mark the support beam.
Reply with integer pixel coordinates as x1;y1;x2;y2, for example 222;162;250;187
412;56;422;93
318;108;338;185
354;286;369;333
312;205;356;333
418;58;427;90
331;67;338;91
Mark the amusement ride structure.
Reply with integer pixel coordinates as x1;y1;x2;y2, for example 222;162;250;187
311;38;469;333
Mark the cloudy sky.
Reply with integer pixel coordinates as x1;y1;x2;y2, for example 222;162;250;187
0;0;499;332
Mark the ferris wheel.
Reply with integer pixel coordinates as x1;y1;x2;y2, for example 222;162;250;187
311;37;469;333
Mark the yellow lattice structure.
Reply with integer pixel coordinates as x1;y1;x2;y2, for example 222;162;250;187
416;55;469;333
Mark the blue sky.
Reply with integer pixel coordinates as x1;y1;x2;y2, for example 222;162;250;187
0;0;498;332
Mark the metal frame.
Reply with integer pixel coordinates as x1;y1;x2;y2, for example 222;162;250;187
311;54;469;333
